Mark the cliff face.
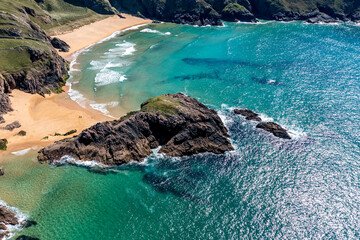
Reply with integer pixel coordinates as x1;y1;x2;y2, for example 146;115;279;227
38;93;234;165
0;1;68;121
109;0;360;24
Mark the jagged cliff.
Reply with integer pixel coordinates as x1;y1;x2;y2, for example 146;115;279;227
109;0;360;24
38;93;234;165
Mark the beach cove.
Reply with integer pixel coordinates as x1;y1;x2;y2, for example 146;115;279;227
1;19;360;239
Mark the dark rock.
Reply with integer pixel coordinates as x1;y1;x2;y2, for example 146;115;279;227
256;122;291;139
23;7;37;17
306;12;337;24
0;168;4;176
351;11;360;22
0;116;4;124
0;139;8;151
16;130;27;136
23;220;37;228
38;93;234;165
50;38;70;52
233;108;262;121
2;121;21;131
28;48;46;62
16;235;40;240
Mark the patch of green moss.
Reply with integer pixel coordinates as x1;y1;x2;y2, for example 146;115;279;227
141;95;182;116
223;3;248;14
42;136;49;140
63;129;77;136
54;132;62;136
0;139;8;151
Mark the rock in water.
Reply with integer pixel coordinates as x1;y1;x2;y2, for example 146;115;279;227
38;93;234;165
233;108;262;121
0;168;4;176
256;122;291;139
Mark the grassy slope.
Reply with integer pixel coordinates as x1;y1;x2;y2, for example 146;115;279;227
0;0;112;74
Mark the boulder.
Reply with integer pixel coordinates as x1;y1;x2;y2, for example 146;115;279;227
0;168;4;176
50;37;70;52
233;108;262;121
38;93;234;166
2;121;21;131
306;12;337;23
256;122;291;139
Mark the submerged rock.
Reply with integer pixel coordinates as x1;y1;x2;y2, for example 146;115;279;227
233;108;262;121
0;168;4;176
256;122;291;139
16;236;40;240
38;93;234;165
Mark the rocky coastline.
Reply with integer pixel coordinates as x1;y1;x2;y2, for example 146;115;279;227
38;93;234;166
0;201;31;240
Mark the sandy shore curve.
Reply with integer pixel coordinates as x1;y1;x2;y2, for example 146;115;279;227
0;14;152;160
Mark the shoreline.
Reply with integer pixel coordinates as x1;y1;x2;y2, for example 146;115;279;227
0;14;152;162
53;14;152;59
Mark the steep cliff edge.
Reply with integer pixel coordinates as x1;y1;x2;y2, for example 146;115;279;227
38;93;234;165
109;0;360;24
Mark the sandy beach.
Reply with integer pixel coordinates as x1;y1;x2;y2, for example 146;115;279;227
53;14;152;59
0;14;151;160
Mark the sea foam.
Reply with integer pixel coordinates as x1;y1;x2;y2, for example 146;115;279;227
0;200;28;240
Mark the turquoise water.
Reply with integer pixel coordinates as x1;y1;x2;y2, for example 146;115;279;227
2;21;360;239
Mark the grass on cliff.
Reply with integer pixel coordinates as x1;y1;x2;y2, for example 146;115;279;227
141;95;182;116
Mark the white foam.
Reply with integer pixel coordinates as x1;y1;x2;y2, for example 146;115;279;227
11;147;38;156
89;101;119;117
140;28;171;35
95;69;126;86
55;155;107;168
0;200;28;240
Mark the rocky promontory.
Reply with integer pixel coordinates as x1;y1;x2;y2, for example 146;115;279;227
38;93;234;165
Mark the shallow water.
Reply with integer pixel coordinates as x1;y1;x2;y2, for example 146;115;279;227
2;21;360;239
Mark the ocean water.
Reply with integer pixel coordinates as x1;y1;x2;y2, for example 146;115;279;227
1;21;360;239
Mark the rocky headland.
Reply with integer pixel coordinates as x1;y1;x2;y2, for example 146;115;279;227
38;93;234;165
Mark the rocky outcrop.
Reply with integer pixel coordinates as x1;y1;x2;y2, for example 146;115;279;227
256;122;291;139
0;7;68;122
233;108;261;121
110;0;222;25
50;37;70;52
109;0;360;25
38;93;234;165
0;205;22;239
2;121;21;131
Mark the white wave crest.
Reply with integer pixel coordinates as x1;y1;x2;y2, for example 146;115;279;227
54;155;107;168
95;68;127;87
89;101;119;117
140;28;171;35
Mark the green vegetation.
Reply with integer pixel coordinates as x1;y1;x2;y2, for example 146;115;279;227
222;3;249;14
0;139;8;151
42;136;49;140
141;95;182;116
63;129;77;136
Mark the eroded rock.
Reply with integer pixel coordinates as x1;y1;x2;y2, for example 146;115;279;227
256;122;291;139
38;93;234;165
233;108;262;121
